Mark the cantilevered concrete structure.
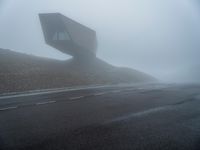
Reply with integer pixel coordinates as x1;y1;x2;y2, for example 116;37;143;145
39;13;97;58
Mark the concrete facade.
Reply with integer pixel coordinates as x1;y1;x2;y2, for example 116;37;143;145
39;13;97;58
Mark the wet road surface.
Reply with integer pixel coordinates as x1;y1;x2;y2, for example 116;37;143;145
0;83;200;150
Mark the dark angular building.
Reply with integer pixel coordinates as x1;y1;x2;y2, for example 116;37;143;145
39;13;97;59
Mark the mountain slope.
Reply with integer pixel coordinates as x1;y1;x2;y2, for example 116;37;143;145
0;48;156;93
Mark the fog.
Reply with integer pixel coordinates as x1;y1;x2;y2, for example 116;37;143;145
0;0;200;82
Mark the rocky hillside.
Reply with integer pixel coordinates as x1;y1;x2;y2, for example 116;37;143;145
0;48;156;94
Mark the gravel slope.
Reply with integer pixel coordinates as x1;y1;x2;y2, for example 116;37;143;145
0;48;156;94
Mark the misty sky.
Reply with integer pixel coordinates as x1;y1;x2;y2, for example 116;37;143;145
0;0;200;82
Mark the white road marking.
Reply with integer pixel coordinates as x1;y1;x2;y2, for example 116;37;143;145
36;101;56;105
69;96;85;100
0;85;112;100
111;90;122;93
123;89;137;92
94;92;107;96
0;83;160;100
106;106;173;123
0;106;18;111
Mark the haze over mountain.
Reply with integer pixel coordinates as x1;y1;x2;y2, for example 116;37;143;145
0;0;200;82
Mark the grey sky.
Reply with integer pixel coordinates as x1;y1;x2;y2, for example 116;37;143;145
0;0;200;81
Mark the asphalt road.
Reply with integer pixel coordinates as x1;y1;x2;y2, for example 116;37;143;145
0;83;200;150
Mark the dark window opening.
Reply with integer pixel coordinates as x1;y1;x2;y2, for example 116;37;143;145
52;31;70;41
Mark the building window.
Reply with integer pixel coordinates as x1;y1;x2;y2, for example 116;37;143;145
52;31;70;41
